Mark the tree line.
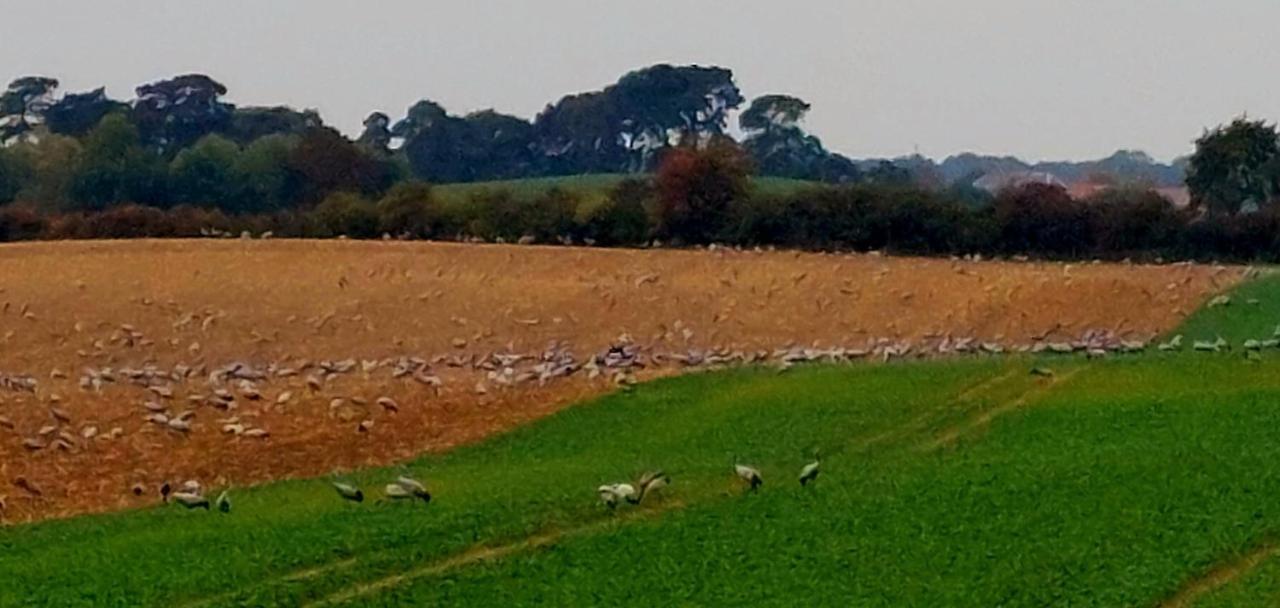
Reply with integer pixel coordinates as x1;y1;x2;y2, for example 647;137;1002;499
1;65;1280;261
0;65;866;214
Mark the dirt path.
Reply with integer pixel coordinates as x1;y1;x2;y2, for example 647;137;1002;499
926;366;1089;449
0;240;1237;523
1158;540;1278;608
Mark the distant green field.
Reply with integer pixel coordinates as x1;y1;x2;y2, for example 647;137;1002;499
1170;269;1280;344
433;173;819;213
6;270;1280;606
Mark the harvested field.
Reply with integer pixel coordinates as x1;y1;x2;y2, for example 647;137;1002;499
0;239;1240;523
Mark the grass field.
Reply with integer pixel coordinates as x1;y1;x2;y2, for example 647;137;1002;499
5;268;1280;605
433;173;819;219
432;174;818;205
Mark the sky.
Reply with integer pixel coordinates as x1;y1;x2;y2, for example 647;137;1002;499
3;0;1279;162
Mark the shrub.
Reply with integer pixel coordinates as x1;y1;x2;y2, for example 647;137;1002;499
376;181;440;238
517;187;578;242
653;141;753;244
580;178;653;246
0;204;47;241
464;190;519;241
994;183;1095;257
85;204;173;238
313;192;379;238
1087;188;1185;257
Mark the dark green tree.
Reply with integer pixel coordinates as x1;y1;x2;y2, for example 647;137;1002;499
376;181;440;237
286;127;397;204
739;94;858;182
169;134;243;208
132;74;234;154
44;88;126;137
69;114;166;209
1186;117;1280;214
357;112;393;153
226;106;322;144
235;134;299;212
0;76;59;144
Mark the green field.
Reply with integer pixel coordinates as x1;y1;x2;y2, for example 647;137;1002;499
433;173;818;215
6;275;1280;606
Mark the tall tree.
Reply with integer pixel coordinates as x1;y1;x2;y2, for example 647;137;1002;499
6;134;81;209
226;106;321;144
393;101;535;182
1186;117;1280;214
286;127;396;204
534;64;745;174
44;88;126;137
69;114;166;209
132;74;234;154
357;112;392;152
0;76;59;144
168;134;243;208
739;94;857;182
235;134;299;212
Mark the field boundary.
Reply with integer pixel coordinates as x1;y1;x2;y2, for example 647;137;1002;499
1157;539;1279;608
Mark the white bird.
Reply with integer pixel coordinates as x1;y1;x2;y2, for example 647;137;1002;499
332;481;364;503
597;483;638;509
734;461;763;492
636;470;670;503
170;491;210;510
392;475;432;503
384;483;415;501
799;454;821;487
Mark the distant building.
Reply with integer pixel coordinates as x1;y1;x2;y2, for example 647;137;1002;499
972;170;1066;194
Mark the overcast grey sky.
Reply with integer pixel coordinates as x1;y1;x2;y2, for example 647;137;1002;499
3;0;1279;162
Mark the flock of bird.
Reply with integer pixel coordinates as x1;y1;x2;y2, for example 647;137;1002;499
148;455;820;516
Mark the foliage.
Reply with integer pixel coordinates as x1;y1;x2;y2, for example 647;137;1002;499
580;178;654;245
994;183;1095;256
286;127;398;205
653;141;753;243
132;74;234;154
168;134;243;207
739;94;860;183
313;191;380;238
0;76;59;143
1186;117;1280;214
376;181;440;238
234;134;299;213
0;203;46;240
6;134;82;210
68;114;167;210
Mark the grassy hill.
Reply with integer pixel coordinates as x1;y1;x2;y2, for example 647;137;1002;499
5;272;1280;606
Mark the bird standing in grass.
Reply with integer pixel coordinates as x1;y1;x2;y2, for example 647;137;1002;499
170;491;210;510
597;483;638;509
636;470;670;503
385;475;431;504
799;452;821;487
333;481;364;503
734;459;763;492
